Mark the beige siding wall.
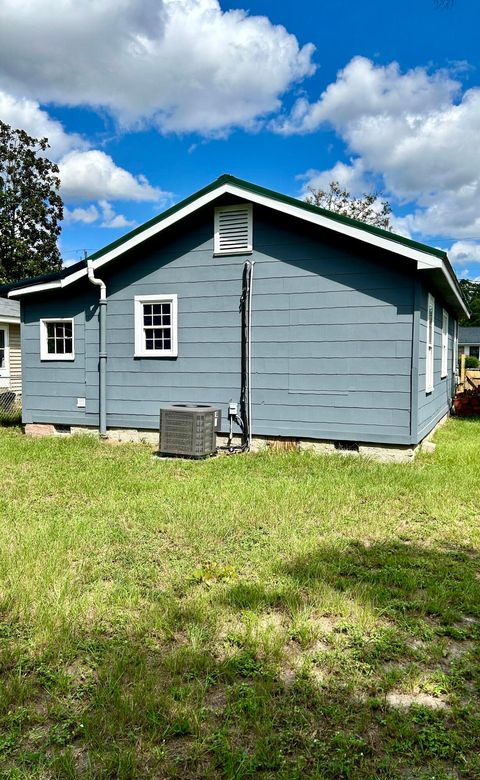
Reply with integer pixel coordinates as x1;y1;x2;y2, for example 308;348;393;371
8;324;22;394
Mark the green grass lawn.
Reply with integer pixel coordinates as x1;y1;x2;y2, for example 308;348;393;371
0;420;479;779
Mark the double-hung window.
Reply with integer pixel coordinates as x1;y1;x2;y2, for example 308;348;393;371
40;319;75;361
134;295;178;357
426;293;435;393
441;309;448;379
0;327;8;377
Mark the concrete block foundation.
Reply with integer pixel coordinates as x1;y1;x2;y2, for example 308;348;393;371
23;418;450;463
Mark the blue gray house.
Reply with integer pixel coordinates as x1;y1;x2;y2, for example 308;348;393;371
4;175;468;455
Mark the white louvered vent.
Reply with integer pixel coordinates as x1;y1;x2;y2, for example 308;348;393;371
214;204;252;255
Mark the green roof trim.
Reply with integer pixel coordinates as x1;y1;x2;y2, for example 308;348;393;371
0;173;459;299
87;172;449;265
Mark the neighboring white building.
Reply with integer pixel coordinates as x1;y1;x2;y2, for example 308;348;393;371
0;297;21;394
459;327;480;360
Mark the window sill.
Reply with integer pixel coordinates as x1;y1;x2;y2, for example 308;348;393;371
40;355;75;362
134;352;178;359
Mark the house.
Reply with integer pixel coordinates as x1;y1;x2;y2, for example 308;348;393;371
2;175;469;457
0;296;21;398
459;327;480;360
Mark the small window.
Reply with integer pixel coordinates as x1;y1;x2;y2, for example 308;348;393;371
441;309;448;378
426;293;435;393
40;319;75;361
134;295;178;357
214;204;252;255
0;327;8;376
471;346;480;359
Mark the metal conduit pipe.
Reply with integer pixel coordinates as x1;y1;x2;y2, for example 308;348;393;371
246;259;255;449
87;259;108;438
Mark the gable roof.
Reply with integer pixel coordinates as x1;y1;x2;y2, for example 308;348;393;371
0;296;20;321
2;173;469;317
459;326;480;344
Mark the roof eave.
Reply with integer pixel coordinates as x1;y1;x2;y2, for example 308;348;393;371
6;175;466;315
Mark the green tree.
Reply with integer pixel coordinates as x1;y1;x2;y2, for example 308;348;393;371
459;279;480;326
305;181;392;230
0;121;63;285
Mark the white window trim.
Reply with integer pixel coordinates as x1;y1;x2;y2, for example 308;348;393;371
441;308;448;379
0;325;9;378
134;294;178;358
40;318;75;361
426;293;435;394
214;203;253;256
453;320;458;375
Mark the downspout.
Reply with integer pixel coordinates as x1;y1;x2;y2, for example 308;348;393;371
247;260;255;449
87;259;107;438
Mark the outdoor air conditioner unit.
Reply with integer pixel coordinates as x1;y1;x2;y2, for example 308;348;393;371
159;404;222;458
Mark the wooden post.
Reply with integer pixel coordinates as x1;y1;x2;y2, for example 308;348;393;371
460;352;466;393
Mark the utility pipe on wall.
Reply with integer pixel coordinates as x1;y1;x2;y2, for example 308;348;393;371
247;260;255;449
87;260;107;438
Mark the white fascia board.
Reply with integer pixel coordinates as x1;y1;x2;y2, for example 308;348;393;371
6;181;466;313
91;184;233;273
8;267;87;297
0;316;20;324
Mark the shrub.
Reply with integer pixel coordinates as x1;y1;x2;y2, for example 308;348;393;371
464;355;480;369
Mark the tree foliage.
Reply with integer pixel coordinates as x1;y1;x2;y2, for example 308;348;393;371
459;279;480;327
305;181;393;230
0;122;63;285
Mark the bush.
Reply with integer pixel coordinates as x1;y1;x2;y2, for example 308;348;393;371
464;355;480;369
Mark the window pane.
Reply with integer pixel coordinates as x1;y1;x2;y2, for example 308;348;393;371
471;346;480;359
64;338;73;353
47;323;56;339
47;338;55;353
64;323;72;338
56;338;65;354
0;331;4;349
0;350;4;369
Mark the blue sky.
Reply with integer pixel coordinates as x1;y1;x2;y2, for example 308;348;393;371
1;0;479;275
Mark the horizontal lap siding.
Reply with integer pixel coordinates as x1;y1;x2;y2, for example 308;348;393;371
21;203;416;443
416;284;456;441
92;206;414;443
8;324;22;394
21;294;94;425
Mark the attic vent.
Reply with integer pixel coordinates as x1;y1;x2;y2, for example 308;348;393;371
214;204;252;255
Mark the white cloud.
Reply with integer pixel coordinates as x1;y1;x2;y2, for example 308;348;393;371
297;159;370;198
280;57;480;240
0;0;315;135
98;200;136;229
0;89;84;158
1;90;164;204
64;205;100;225
58;150;163;203
449;241;480;265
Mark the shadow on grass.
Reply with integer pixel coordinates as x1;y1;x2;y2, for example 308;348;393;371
1;542;479;779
